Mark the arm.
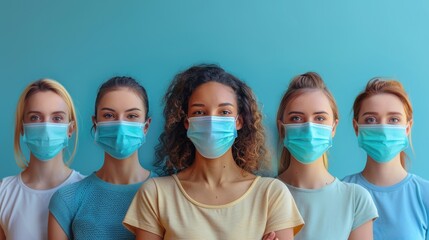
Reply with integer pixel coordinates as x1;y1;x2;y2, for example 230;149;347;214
263;229;294;240
0;225;6;240
48;212;68;240
135;228;163;240
348;220;373;240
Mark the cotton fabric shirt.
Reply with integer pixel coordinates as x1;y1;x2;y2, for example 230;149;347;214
0;170;84;240
123;175;304;239
282;178;378;240
343;173;429;240
49;172;155;240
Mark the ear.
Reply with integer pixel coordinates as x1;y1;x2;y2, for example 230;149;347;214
406;119;413;136
92;115;97;131
236;115;243;130
68;121;76;138
144;117;152;135
331;119;339;137
277;120;286;139
352;119;359;136
184;117;190;130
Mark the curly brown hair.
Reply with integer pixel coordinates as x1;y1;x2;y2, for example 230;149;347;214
154;64;268;176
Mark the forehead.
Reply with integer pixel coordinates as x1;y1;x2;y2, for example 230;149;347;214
98;88;145;109
25;90;68;113
189;81;237;105
284;90;333;114
359;93;405;115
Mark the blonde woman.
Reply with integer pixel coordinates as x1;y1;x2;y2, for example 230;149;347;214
276;72;378;240
0;79;84;240
343;79;429;239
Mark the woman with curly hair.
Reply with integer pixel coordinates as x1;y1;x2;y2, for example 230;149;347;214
123;64;304;240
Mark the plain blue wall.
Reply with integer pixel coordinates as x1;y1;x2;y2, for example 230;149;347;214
1;0;429;179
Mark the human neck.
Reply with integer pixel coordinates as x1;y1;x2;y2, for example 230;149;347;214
279;157;334;189
21;153;72;190
361;155;407;186
180;151;249;186
96;152;149;185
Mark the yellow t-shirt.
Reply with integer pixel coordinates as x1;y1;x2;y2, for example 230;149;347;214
123;175;304;239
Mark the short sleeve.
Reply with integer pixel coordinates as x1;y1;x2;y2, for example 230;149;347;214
123;178;164;237
266;179;304;235
352;184;378;230
48;189;75;239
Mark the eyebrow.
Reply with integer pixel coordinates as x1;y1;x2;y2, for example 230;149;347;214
125;108;142;112
27;111;66;115
362;111;404;116
100;107;141;112
287;111;328;115
190;103;234;107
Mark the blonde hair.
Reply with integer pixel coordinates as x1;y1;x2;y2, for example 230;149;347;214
14;79;78;168
276;72;339;174
353;78;413;169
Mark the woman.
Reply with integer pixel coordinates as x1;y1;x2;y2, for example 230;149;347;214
123;64;304;240
276;72;378;240
48;76;155;239
343;78;429;239
0;79;84;240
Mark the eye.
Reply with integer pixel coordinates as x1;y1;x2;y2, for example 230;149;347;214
29;115;41;122
127;113;140;120
103;112;115;119
192;110;205;116
290;115;303;122
389;117;401;124
364;116;377;124
315;115;326;122
220;110;232;115
52;115;64;123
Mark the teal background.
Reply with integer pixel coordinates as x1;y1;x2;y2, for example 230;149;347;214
1;0;428;179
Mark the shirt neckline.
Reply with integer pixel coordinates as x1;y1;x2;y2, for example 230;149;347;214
172;174;261;209
18;170;77;193
357;172;412;192
280;177;339;193
90;171;152;191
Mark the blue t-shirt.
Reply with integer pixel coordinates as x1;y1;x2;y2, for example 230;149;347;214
282;178;378;240
49;172;155;240
343;173;429;240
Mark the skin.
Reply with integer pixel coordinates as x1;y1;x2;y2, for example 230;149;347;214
48;88;151;240
277;90;373;240
353;93;412;186
135;81;294;240
0;91;75;240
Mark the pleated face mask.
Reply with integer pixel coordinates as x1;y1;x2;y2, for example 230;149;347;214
357;124;408;163
95;121;146;159
283;122;333;164
187;116;237;159
23;122;70;161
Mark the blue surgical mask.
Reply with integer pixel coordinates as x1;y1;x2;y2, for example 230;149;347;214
95;121;146;160
283;122;333;164
23;122;70;161
358;124;409;163
187;116;237;159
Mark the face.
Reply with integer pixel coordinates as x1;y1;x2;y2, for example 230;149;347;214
24;91;74;136
185;81;242;129
353;93;412;135
279;90;338;137
94;88;150;133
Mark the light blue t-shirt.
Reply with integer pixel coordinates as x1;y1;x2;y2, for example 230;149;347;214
282;178;378;240
49;172;155;240
343;173;429;240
